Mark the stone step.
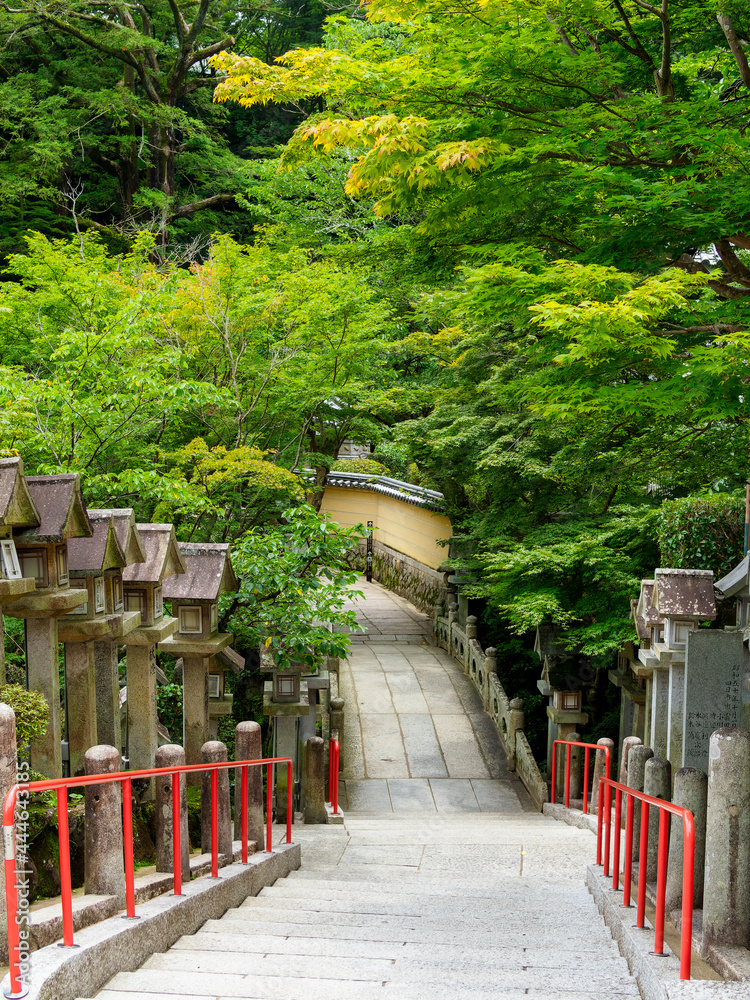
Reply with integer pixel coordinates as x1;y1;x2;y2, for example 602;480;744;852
94;985;638;1000
259;879;596;903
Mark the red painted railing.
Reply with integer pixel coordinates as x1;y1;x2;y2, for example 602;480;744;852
327;738;340;816
599;776;695;980
3;756;293;997
551;738;611;867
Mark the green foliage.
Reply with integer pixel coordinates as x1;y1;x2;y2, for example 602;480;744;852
657;493;744;578
330;457;390;475
0;685;49;750
156;683;183;744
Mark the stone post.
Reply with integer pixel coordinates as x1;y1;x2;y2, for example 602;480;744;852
0;705;17;963
566;733;582;802
94;638;121;751
234;722;264;851
304;737;326;824
702;727;750;952
126;644;157;771
200;740;232;862
26;618;62;778
484;647;498;676
330;697;345;745
627;744;653;857
466;615;478;640
643;757;671;881
65;641;98;777
508;697;524;773
588;738;615;815
84;745;125;902
665;767;707;914
619;736;642;785
154;744;189;881
447;602;458;625
183;655;209;785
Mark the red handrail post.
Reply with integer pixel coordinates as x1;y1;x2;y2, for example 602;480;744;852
622;792;634;907
171;770;182;896
551;741;557;806
636;800;649;928
654;808;669;955
564;743;571;808
286;760;293;844
266;762;273;853
241;765;249;864
596;782;604;866
331;740;339;816
603;778;612;878
56;787;75;947
582;747;590;818
210;768;219;878
680;812;695;980
122;777;136;918
612;788;622;890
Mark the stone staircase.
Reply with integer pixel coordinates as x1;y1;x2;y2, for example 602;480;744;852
91;810;641;999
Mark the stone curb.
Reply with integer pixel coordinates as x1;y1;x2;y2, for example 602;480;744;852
543;801;598;833
586;866;747;999
3;842;301;1000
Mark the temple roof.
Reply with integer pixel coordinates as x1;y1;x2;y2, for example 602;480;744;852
653;568;716;621
123;524;186;586
162;543;238;602
0;457;39;528
15;474;92;543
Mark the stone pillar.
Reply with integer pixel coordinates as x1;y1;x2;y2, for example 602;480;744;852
330;697;344;742
84;745;125;902
466;615;478;640
620;736;642;785
94;638;121;751
274;715;296;824
26;618;61;778
126;643;157;771
183;655;209;785
588;738;615;815
304;737;326;824
508;697;525;773
643;674;653;755
447;602;458;625
702;727;750;952
234;721;264;851
666;661;685;772
627;744;653;858
665;767;707;914
643;757;671;881
565;733;582;801
0;705;17;963
200;740;232;862
65;641;98;778
154;744;189;881
650;668;669;759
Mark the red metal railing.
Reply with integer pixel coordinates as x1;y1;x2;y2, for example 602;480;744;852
551;738;611;867
3;756;293;997
327;738;340;816
599;776;695;980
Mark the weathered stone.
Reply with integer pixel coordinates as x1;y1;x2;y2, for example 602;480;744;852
666;661;685;770
619;736;642;785
200;740;232;861
649;667;669;760
65;640;98;777
702;727;750;952
154;744;189;881
643;756;670;881
683;630;744;772
26;617;62;777
303;737;326;824
0;704;17;963
665;766;707;913
627;744;653;857
233;722;264;850
565;733;582;802
94;638;121;751
183;654;209;784
509;698;525;775
465;615;478;640
84;745;125;903
126;642;157;772
588;738;615;815
330;697;345;742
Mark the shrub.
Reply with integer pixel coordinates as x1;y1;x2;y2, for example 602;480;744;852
0;684;48;749
330;457;390;476
657;493;744;578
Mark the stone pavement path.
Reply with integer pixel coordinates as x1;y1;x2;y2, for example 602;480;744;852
92;582;641;1000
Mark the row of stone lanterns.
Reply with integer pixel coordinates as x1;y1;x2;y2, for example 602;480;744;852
0;456;241;779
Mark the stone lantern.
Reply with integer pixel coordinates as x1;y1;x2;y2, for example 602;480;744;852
158;542;237;773
3;473;91;776
715;554;750;628
122;525;185;770
0;458;39;683
534;624;589;778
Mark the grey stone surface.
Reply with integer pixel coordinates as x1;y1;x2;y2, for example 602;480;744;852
683;629;744;772
619;735;642;785
650;667;670;760
304;736;326;824
182;653;209;779
94;638;121;751
643;756;671;881
154;744;190;881
84;744;125;903
666;766;707;913
126;641;158;772
65;639;98;777
233;721;264;849
627;743;654;859
27;617;62;777
200;740;232;860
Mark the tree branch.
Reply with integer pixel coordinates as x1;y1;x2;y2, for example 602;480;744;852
170;192;235;220
717;8;750;89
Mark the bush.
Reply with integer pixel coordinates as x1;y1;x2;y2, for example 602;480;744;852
0;684;48;749
330;457;390;476
657;493;744;578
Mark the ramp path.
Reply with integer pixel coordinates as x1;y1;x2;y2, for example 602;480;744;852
92;582;640;1000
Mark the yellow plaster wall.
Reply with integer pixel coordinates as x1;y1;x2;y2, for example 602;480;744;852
319;487;452;569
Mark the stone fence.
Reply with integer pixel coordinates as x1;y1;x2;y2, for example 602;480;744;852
435;607;548;811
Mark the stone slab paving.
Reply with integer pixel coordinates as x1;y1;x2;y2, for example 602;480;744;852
91;582;641;1000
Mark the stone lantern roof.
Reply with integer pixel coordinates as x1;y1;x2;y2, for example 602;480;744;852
652;568;716;621
714;555;749;599
0;457;39;528
89;509;146;566
162;542;238;602
15;474;92;542
629;599;650;643
636;579;662;627
123;524;186;586
67;514;127;575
